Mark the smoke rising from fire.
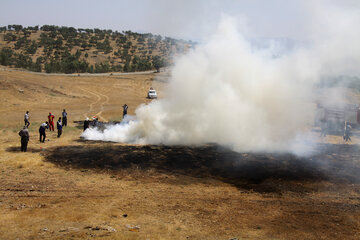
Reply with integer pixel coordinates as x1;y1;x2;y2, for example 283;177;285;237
82;4;360;154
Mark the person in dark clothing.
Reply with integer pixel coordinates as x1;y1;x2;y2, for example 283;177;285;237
344;121;352;142
123;104;128;119
24;111;30;127
62;109;67;127
18;126;30;152
57;117;63;138
39;122;48;143
84;117;90;131
92;116;99;127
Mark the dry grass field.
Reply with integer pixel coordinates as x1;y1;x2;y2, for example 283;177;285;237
0;69;359;239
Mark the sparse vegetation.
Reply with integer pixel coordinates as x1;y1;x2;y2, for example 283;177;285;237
0;25;195;73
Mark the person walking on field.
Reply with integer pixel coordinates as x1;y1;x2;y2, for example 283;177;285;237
344;121;352;142
62;109;67;127
24;111;30;128
123;104;128;119
39;122;49;143
18;126;30;152
57;117;63;138
48;112;55;131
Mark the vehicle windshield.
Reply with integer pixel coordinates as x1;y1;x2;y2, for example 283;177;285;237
149;90;156;93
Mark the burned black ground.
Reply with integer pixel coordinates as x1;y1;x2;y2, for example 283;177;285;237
44;143;360;194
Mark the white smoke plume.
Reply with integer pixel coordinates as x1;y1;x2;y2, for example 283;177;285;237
83;4;360;154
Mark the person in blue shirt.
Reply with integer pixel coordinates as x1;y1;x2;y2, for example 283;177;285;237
57;117;63;138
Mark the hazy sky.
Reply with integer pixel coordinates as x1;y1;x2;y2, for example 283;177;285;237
0;0;358;41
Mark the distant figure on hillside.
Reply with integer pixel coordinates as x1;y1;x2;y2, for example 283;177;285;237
62;109;67;127
39;122;49;143
123;104;128;118
344;121;352;142
18;126;30;152
48;112;55;131
24;111;30;128
84;117;90;131
57;117;62;138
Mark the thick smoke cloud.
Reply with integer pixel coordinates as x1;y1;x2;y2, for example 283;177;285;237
82;3;360;154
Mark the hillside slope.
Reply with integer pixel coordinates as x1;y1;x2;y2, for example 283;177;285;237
0;25;194;73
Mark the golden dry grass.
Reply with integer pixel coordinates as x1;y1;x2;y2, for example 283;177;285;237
0;69;359;240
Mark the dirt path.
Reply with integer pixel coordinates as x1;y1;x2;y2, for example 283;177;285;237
0;67;156;76
77;86;109;122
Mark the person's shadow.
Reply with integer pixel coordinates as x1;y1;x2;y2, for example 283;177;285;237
6;146;42;153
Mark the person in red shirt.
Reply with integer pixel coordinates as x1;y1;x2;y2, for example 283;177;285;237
48;112;55;131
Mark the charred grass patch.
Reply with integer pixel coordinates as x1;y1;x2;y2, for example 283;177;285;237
44;143;360;195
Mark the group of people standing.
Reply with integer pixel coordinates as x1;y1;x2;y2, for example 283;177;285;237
21;103;130;151
18;109;68;152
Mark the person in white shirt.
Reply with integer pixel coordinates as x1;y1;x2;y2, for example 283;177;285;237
24;111;30;127
39;122;49;143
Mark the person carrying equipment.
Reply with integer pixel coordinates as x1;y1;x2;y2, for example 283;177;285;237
57;117;63;138
48;112;55;131
62;109;67;127
39;122;48;143
24;111;30;127
18;126;30;152
123;104;128;118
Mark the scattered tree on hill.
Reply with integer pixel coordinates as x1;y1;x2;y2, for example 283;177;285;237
14;53;32;69
4;32;17;42
25;41;38;54
94;62;111;73
25;25;39;32
41;25;58;32
111;64;122;72
96;39;112;53
7;24;23;32
0;24;194;73
15;36;30;49
0;48;13;66
131;56;152;71
123;60;130;72
152;56;166;72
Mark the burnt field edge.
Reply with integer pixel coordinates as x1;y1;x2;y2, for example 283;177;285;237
38;143;360;194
